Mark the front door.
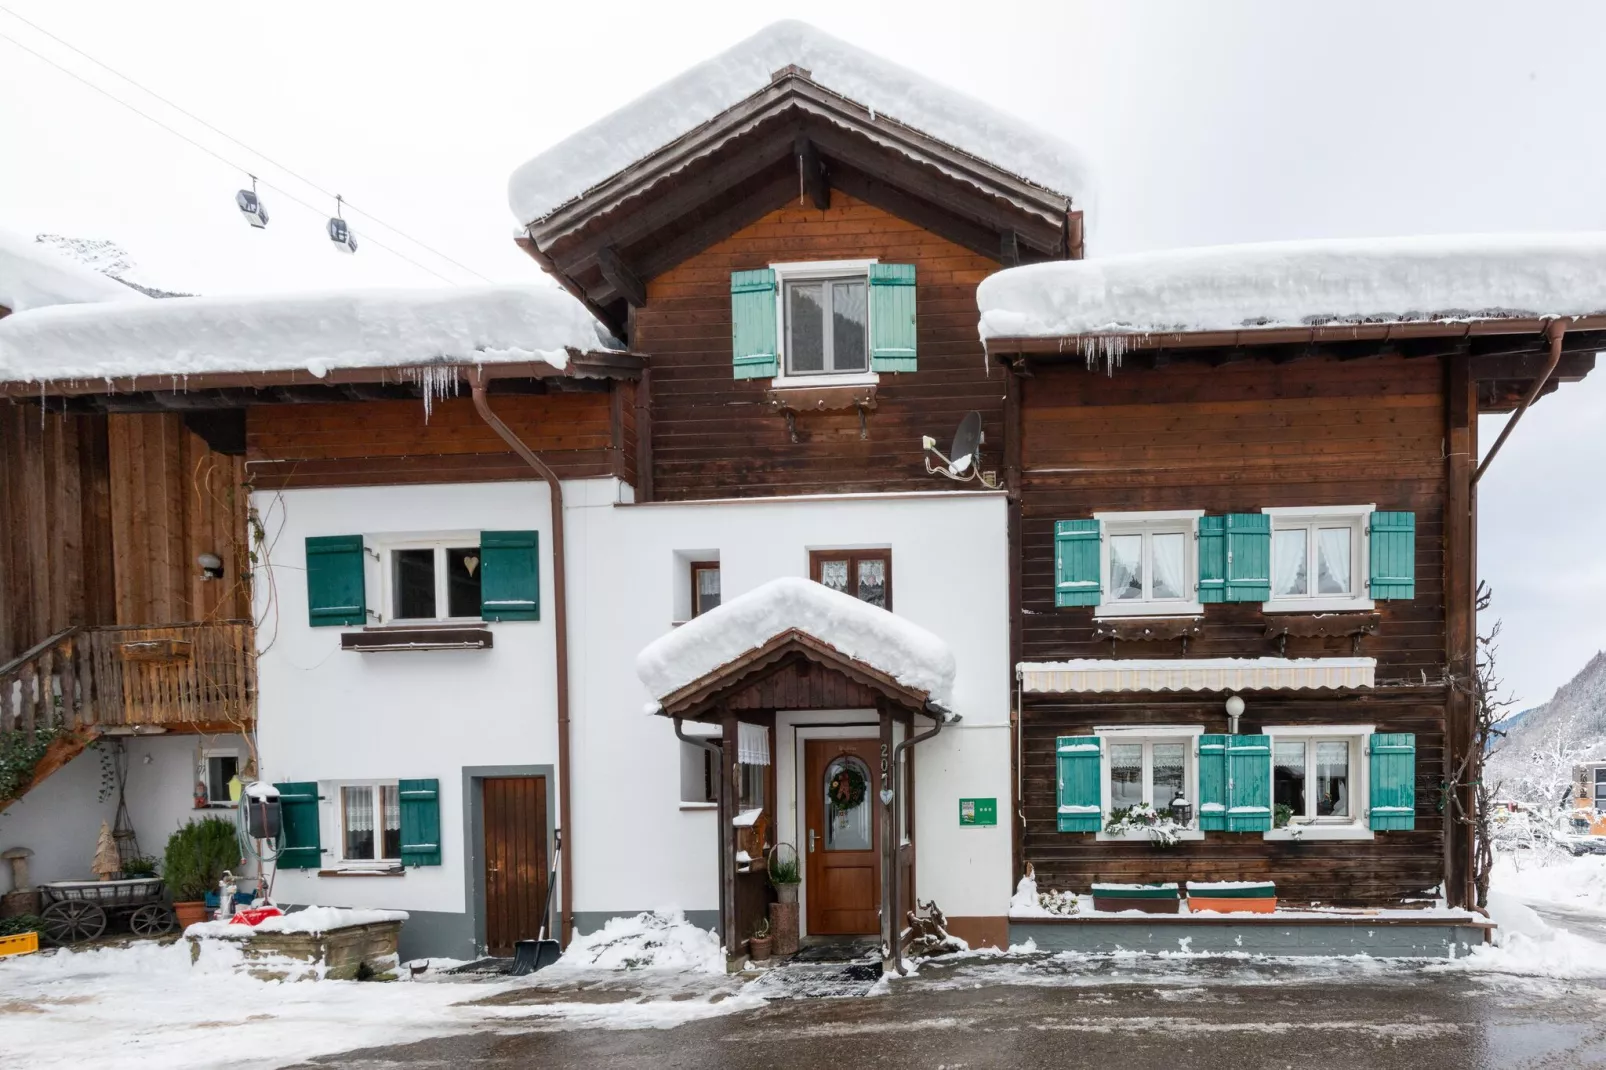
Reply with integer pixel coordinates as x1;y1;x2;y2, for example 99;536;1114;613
804;738;881;936
481;776;548;957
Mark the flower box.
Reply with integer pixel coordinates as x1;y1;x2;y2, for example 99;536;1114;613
1185;880;1277;913
1090;883;1180;914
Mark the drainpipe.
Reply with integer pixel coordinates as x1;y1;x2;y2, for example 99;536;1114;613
890;710;949;976
1472;319;1566;485
470;373;574;945
674;718;725;953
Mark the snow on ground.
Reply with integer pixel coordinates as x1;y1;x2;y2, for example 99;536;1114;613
1429;852;1606;980
549;909;724;973
507;20;1087;227
1490;850;1606;912
636;576;956;710
0;284;617;386
0;226;144;313
185;906;409;939
976;232;1606;342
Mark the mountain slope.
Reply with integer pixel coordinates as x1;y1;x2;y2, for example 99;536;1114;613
1486;650;1606;803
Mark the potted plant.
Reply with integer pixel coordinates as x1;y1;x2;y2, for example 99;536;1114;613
121;856;158;879
164;817;240;927
749;918;773;962
768;844;801;903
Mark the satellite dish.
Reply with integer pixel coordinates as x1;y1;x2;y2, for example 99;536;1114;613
948;411;982;475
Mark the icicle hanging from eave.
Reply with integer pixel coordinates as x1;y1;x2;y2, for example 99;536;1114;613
397;363;464;422
1075;333;1133;376
737;722;771;766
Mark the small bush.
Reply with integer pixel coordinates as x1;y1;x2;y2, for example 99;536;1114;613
121;855;159;879
164;817;240;901
768;854;801;886
0;914;44;938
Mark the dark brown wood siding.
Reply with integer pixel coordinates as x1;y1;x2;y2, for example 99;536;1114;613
1017;354;1451;904
633;193;1005;499
245;394;617;489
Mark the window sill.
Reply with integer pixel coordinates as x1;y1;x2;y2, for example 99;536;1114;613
770;371;879;390
1096;829;1206;843
1093;605;1204;621
1264;826;1374;842
679;801;718;811
318;867;406;877
1263;597;1375;615
342;627;493;652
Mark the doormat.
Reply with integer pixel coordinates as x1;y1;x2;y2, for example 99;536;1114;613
748;962;882;999
788;941;879;964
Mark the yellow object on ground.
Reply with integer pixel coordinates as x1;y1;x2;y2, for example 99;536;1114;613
0;931;39;957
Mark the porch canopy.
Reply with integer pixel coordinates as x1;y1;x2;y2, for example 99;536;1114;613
636;577;956;969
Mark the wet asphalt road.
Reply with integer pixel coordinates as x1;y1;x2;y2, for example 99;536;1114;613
288;952;1606;1070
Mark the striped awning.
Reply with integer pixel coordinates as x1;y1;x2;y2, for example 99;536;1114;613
1018;657;1375;694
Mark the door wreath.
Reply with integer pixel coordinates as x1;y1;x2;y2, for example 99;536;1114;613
828;764;868;813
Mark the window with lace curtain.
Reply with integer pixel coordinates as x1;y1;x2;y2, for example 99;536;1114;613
1093;511;1203;618
809;549;892;610
1262;506;1374;613
339;783;402;862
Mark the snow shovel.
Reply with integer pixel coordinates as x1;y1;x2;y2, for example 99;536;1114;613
511;836;562;975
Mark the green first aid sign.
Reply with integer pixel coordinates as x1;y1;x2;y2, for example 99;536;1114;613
959;798;997;827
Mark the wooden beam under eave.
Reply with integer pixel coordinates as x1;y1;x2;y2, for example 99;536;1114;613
596;245;647;309
514;234;627;342
795;135;830;210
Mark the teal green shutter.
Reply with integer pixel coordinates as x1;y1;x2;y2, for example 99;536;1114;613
399;779;442;866
306;535;366;627
274;782;323;869
1197;735;1228;831
1369;733;1417;830
480;530;540;622
731;269;778;379
1224;513;1271;602
1370;512;1416;600
1057;736;1103;832
1226;735;1272;832
1054;519;1101;607
869;263;917;372
1197;517;1226;603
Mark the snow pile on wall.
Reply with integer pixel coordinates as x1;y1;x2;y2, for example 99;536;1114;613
0;226;144;314
186;906;409;940
977;233;1606;341
551;909;724;973
636;576;956;710
508;20;1087;226
0;283;617;385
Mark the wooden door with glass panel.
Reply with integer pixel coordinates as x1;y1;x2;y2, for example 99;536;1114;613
804;738;881;935
809;549;891;610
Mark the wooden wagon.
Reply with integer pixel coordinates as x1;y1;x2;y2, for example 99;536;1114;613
40;878;176;943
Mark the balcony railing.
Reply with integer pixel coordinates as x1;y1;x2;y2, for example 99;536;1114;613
0;621;255;740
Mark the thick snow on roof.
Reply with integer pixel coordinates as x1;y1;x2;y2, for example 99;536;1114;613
0;284;618;385
0;227;144;313
977;233;1606;341
636;576;956;711
509;20;1087;227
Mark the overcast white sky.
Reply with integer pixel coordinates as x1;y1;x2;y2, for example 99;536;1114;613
2;0;1602;707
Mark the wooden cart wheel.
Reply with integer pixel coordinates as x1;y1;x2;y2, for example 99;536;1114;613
129;904;177;937
42;900;108;943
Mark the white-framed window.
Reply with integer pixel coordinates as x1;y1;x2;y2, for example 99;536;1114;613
1263;724;1374;841
1095;725;1204;842
378;536;482;623
1094;510;1204;618
678;739;718;807
331;780;402;863
1263;506;1374;613
772;259;878;386
200;749;239;807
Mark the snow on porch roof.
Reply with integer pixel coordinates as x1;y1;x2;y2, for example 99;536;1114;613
0;283;620;387
507;20;1088;227
977;233;1606;346
636;577;956;712
0;227;146;314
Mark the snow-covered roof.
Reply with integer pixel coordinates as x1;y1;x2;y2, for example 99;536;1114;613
0;226;145;314
978;233;1606;343
636;576;956;711
508;20;1087;227
0;284;620;386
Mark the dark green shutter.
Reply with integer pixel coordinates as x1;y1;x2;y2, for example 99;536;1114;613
1370;512;1416;600
306;535;366;627
1197;517;1226;603
399;778;442;866
1369;733;1416;830
1197;735;1229;831
1054;519;1101;607
480;530;540;622
1057;736;1103;832
274;781;323;869
731;269;778;379
869;263;917;372
1226;735;1272;832
1224;514;1271;602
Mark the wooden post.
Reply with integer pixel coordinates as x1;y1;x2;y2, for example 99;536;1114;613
1444;354;1476;908
720;711;738;964
878;700;896;973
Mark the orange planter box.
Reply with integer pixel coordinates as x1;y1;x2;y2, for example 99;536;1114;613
1188;896;1277;914
0;931;39;957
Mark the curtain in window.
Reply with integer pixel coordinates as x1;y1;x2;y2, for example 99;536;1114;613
1110;743;1143;808
1316;527;1351;595
1109;535;1143;600
738;722;771;766
1150;533;1186;600
1273;529;1307;597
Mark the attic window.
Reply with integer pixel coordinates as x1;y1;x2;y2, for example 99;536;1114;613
785;276;867;375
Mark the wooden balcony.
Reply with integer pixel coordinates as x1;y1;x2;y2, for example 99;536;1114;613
0;621;256;741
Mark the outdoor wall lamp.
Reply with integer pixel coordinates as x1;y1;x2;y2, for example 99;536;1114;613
1225;694;1245;735
197;552;224;580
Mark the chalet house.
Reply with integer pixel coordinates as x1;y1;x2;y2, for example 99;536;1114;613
1;21;1600;969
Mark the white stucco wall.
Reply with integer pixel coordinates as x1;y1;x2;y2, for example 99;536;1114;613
1;733;251;893
252;477;1012;932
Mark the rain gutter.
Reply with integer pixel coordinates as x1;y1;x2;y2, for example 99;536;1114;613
890;709;951;975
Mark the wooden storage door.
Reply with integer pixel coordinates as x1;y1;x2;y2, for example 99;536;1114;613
482;776;548;957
